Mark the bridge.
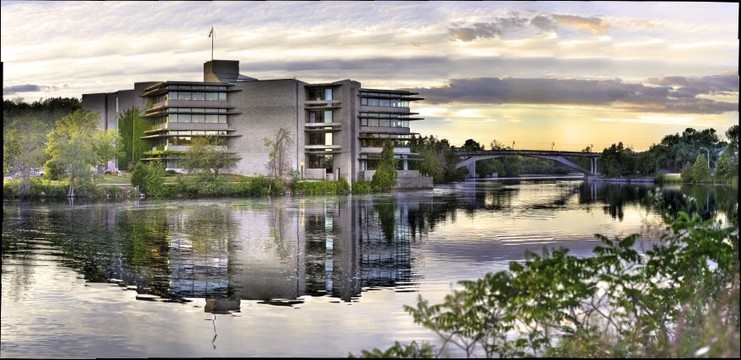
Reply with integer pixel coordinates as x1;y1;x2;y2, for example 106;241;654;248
454;149;601;180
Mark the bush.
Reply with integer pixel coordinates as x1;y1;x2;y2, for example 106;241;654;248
353;209;740;358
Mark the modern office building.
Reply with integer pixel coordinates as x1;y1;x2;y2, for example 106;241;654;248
82;59;431;186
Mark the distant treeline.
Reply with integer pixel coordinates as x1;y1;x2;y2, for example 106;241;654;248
3;97;81;125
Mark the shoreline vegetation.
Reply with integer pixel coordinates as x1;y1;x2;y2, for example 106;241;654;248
2;171;737;201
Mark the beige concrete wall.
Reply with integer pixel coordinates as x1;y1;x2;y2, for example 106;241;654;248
229;79;304;177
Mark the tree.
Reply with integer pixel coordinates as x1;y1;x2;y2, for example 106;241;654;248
45;109;123;197
117;107;149;169
3;116;49;196
263;128;294;194
371;140;398;190
180;136;240;179
691;153;711;183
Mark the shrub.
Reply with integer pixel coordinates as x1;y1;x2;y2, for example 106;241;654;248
353;209;739;358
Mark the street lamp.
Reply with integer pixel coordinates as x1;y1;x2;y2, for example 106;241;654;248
512;140;515;150
551;142;555;151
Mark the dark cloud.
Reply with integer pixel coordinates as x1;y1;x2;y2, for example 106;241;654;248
4;84;44;95
449;12;608;41
408;75;738;114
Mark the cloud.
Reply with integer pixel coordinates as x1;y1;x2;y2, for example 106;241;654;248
551;14;608;35
3;84;64;95
409;75;738;114
448;12;608;41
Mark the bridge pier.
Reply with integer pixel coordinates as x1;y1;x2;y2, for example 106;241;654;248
467;162;476;178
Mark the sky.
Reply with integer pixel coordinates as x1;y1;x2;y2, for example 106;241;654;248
2;1;738;151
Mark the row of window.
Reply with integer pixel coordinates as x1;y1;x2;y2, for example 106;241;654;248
307;110;333;123
168;107;229;113
359;112;414;120
360;139;411;148
165;137;228;146
164;130;229;136
360;118;409;128
167;85;228;91
360;97;409;108
170;91;228;101
159;114;228;124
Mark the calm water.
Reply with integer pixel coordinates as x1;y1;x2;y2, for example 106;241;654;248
2;180;737;358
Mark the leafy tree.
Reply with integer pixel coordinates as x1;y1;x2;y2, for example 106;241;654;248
410;135;466;183
716;150;738;181
3;116;49;196
263;127;294;194
461;138;484;151
599;142;637;177
117;107;149;169
691;154;711;183
680;162;694;183
371;140;398;190
45;109;123;197
130;161;168;198
181;136;240;179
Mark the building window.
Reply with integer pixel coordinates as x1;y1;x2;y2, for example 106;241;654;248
168;91;227;101
307;154;333;172
308;88;333;101
307;110;334;123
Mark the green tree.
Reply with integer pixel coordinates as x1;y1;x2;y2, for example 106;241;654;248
3;116;49;196
130;161;167;198
680;162;694;183
691;153;711;183
45;109;123;197
181;136;240;179
117;107;149;169
371;140;398;190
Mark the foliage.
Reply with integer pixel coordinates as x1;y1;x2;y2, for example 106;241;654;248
3;97;81;127
715;149;738;182
116;107;149;170
354;208;739;358
371;140;398;191
691;154;711;183
180;136;240;179
599;142;636;177
351;180;374;194
291;180;349;195
648;127;723;173
410;135;467;183
45;109;123;197
3;116;49;196
680;162;694;183
349;341;435;358
130;161;168;198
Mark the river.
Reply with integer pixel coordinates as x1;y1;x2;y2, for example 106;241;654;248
1;179;737;358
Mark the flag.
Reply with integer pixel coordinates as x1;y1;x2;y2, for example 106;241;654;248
208;26;213;37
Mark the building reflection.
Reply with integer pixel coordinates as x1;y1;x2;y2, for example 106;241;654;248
153;195;418;312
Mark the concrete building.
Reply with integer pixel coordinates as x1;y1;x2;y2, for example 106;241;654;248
82;59;430;186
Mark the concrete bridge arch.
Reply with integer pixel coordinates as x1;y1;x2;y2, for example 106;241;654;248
454;150;600;180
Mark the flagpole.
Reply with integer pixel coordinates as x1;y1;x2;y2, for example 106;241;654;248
211;27;214;61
